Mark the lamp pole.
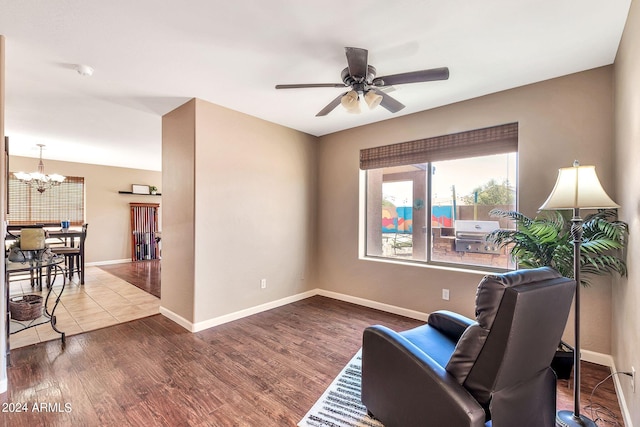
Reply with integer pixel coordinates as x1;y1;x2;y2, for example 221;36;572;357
555;208;595;427
540;161;618;427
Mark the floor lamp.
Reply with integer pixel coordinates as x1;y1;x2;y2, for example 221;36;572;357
539;161;619;427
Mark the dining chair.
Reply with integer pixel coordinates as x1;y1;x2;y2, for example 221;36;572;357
6;225;47;288
50;223;88;284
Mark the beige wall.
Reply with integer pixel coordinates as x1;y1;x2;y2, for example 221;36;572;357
316;66;615;355
613;0;640;423
9;156;161;263
161;100;196;321
162;98;318;324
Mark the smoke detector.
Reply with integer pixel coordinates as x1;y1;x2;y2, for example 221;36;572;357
75;64;94;76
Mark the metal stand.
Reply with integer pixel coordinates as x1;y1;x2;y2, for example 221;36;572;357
555;208;596;427
556;411;597;427
6;256;66;365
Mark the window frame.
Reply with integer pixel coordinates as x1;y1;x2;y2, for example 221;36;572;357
360;123;518;272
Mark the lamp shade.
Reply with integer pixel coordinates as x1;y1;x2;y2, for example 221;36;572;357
13;171;33;181
48;173;66;183
340;90;361;114
539;162;619;210
364;90;383;109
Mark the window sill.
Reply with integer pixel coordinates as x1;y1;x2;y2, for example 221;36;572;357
359;255;511;276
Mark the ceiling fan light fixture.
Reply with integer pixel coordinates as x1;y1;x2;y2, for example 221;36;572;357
364;90;383;109
276;47;446;116
340;90;361;113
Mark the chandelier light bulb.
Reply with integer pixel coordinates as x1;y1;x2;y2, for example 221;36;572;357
13;144;66;193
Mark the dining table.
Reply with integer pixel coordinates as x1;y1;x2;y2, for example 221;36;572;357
6;226;87;284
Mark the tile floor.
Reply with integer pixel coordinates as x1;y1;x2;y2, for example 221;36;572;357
8;265;160;349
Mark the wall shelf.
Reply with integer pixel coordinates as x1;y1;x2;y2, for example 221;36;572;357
118;191;161;196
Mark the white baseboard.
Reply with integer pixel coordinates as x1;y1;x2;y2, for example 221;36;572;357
581;349;613;366
159;306;195;331
162;291;615;366
159;290;317;333
315;289;430;322
609;357;634;427
191;290;317;332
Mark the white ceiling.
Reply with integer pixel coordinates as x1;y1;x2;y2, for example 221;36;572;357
0;0;631;171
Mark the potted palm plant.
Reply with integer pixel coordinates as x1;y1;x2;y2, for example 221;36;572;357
488;208;627;286
488;208;628;379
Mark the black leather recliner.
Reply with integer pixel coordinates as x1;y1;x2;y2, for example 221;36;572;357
361;267;576;427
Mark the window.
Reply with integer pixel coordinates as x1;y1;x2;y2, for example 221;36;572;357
8;175;85;225
362;123;517;270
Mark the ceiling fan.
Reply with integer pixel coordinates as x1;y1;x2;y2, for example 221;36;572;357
275;47;449;117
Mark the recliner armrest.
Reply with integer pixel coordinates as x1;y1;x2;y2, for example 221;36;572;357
362;325;486;427
428;310;475;343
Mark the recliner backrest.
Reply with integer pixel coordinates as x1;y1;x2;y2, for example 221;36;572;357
446;267;575;406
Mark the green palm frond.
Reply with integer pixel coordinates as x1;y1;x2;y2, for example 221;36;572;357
581;238;622;253
489;208;628;286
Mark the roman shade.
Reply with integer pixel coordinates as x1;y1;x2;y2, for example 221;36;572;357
359;122;518;170
8;175;84;225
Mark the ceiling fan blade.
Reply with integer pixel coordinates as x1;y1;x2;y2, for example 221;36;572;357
275;83;345;89
372;88;405;113
373;67;449;86
316;92;347;117
345;47;368;79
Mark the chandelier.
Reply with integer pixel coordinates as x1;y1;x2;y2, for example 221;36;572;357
14;144;65;193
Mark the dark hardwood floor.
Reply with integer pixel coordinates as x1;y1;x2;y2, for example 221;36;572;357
98;260;161;298
558;362;625;426
3;297;422;426
1;261;626;426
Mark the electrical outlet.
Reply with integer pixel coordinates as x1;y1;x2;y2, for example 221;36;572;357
260;278;267;289
632;367;636;393
442;289;450;301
